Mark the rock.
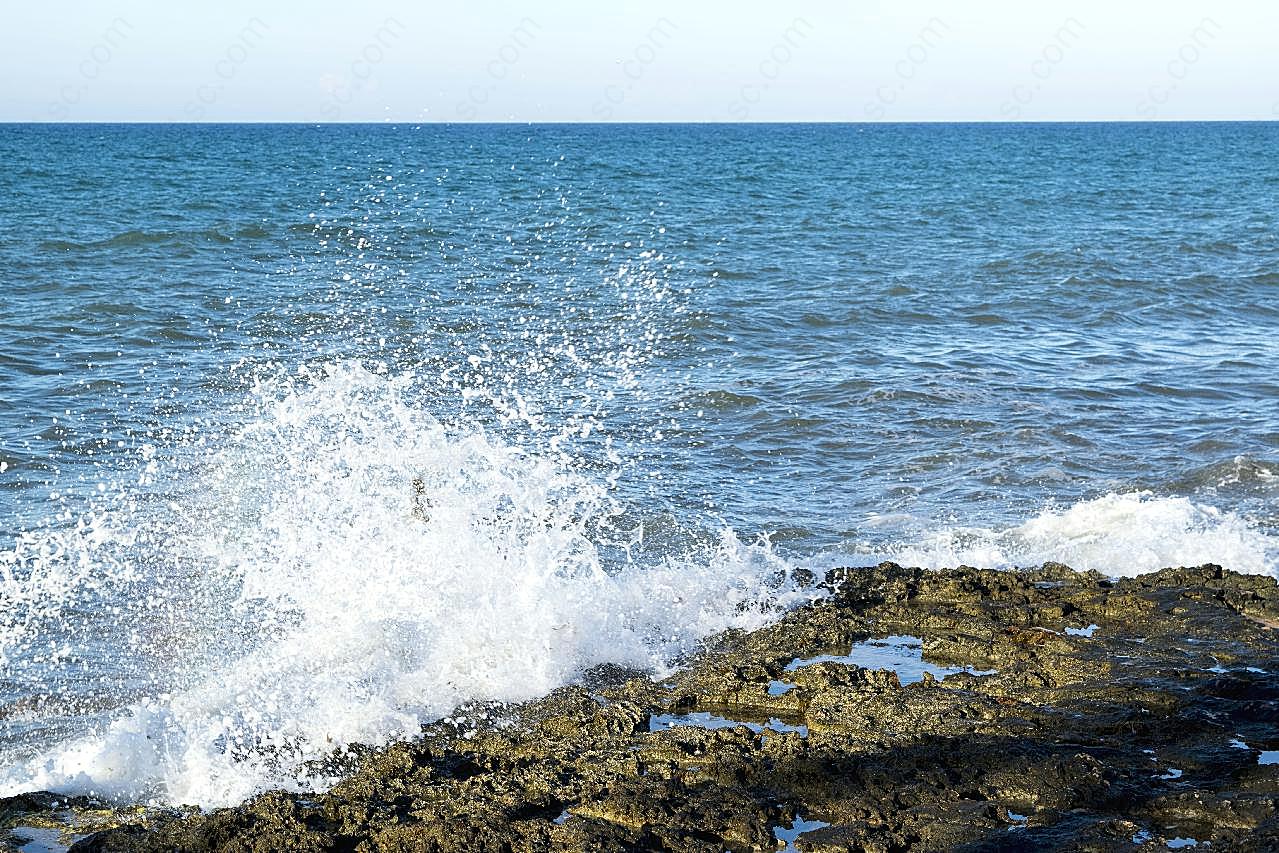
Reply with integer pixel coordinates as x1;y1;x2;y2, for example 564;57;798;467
18;562;1276;851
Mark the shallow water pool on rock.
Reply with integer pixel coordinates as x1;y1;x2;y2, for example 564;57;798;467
784;635;996;684
648;711;808;737
773;816;831;851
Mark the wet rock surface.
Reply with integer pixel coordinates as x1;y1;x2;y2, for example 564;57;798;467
8;562;1279;852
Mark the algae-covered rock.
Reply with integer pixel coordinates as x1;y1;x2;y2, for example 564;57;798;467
16;563;1276;851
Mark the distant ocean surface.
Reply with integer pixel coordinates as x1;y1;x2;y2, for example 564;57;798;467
1;122;1277;807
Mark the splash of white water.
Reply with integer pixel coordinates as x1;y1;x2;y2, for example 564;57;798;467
0;363;807;807
873;491;1277;578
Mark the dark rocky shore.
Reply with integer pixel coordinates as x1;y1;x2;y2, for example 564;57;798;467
6;562;1279;852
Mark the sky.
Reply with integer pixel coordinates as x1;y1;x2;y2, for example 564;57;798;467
4;1;1278;122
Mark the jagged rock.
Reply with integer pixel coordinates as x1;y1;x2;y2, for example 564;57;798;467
7;563;1276;851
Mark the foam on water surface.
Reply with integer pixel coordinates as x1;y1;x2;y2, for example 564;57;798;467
5;407;1276;808
5;410;1273;807
0;364;812;807
862;491;1278;578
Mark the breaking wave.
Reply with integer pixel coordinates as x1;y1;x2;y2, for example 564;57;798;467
866;491;1277;578
0;363;809;807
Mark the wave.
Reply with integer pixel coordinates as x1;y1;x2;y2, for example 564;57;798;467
1245;271;1279;286
678;389;764;412
857;492;1277;578
1176;239;1240;255
1164;455;1279;495
39;224;273;252
0;363;810;808
4;386;1275;807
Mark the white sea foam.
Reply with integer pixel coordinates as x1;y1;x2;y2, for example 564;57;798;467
870;492;1277;578
4;366;1276;808
0;363;807;807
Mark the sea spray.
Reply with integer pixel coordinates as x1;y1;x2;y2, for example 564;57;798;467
0;363;810;807
5;369;1278;806
863;492;1278;578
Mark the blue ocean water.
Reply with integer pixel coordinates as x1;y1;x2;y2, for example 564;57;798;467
1;122;1277;806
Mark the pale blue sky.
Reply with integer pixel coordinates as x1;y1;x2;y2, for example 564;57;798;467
5;1;1277;122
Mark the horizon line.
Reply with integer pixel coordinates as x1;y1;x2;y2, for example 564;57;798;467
4;119;1279;126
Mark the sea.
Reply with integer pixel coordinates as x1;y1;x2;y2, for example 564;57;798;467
1;122;1277;808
